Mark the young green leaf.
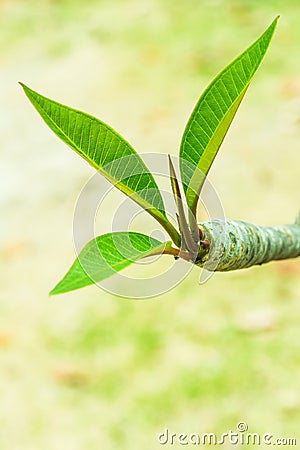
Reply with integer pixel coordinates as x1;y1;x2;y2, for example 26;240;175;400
179;16;279;217
50;232;172;295
20;84;180;247
168;155;198;253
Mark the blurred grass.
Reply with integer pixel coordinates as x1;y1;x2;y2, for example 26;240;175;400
0;0;300;449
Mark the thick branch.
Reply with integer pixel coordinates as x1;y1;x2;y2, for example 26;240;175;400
197;215;300;271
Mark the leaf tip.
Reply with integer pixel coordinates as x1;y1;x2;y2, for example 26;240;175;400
168;154;175;177
49;285;61;296
271;15;280;30
18;81;27;90
49;278;67;296
19;82;34;99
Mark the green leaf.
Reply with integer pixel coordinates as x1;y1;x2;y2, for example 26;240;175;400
180;17;279;216
50;232;172;295
20;83;180;247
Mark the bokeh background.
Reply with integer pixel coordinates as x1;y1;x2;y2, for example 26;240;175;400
1;0;300;448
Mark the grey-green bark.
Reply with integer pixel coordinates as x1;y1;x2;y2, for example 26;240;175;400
197;214;300;271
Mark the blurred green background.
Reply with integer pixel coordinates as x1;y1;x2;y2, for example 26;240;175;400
1;0;300;449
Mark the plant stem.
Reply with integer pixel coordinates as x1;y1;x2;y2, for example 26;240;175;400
197;215;300;271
